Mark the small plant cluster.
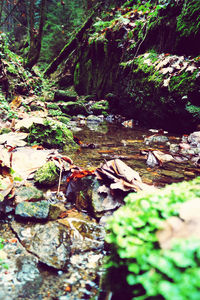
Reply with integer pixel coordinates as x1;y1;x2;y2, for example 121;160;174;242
105;177;200;300
0;93;18;120
0;238;8;270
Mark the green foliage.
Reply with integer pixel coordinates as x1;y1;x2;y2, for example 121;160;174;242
186;103;200;120
169;69;199;95
0;94;18;120
105;177;200;299
40;0;85;66
177;0;200;37
0;238;9;270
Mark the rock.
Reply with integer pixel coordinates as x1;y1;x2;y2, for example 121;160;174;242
169;143;180;153
11;221;71;270
15;200;50;219
48;203;66;220
16;255;43;298
54;90;78;102
86;115;104;123
26;119;78;150
145;135;169;144
57;210;105;252
160;169;184;179
15;186;44;204
71;176;123;218
59;101;88;115
34;161;59;186
188;131;200;146
0;225;42;299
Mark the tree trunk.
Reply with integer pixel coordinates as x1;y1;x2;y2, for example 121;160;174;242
25;0;46;69
0;0;4;24
44;3;102;77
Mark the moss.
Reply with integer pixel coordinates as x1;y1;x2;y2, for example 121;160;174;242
34;161;59;186
46;103;60;110
26;119;78;150
169;70;199;95
74;62;80;87
48;109;64;117
56;116;70;125
177;0;200;37
90;100;109;115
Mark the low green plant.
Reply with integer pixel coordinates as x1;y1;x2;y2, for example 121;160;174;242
105;177;200;300
0;238;9;270
186;103;200;119
0;94;18;120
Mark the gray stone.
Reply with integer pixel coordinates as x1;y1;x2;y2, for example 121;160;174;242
15;200;50;219
11;221;71;270
15;185;44;204
188;131;200;146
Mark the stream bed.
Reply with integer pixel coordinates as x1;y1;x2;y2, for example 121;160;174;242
0;116;200;300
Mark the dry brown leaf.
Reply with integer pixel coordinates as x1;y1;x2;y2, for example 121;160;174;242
179;198;200;221
11;147;53;179
157;216;200;249
10;95;23;109
15;117;44;130
0;132;28;147
153;150;174;164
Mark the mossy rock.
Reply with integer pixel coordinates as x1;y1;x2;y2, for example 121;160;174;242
26;119;79;150
59;101;88;115
15;200;50;219
34;161;59;187
15;186;44;203
54;89;78;102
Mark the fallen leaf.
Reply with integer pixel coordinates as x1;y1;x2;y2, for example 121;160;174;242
0;132;28;147
153;150;174;164
163;77;171;87
15;117;44;130
146;151;159;167
10;95;23;109
179;198;200;221
11;147;53;179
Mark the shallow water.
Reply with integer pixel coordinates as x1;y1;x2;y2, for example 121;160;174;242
66;119;200;187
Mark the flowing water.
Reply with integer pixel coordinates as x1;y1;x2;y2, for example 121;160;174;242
66;118;200;187
1;117;200;300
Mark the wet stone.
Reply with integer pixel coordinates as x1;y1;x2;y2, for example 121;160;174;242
0;224;42;300
188;131;200;146
15;185;44;204
15;200;50;219
160;169;184;179
11;221;71;270
145;135;169;144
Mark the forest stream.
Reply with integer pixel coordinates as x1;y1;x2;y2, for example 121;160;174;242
1;115;200;300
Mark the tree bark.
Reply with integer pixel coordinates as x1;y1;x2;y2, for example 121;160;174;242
0;0;4;24
44;3;101;77
25;0;46;69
